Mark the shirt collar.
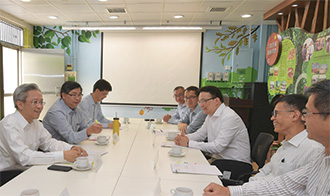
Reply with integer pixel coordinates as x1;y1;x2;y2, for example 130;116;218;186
282;129;308;147
14;110;30;129
87;94;97;105
192;104;202;113
211;103;225;117
60;98;76;114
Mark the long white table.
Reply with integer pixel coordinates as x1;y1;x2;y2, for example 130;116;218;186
0;119;221;196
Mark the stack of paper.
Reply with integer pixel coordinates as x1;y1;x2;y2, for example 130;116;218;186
170;163;222;176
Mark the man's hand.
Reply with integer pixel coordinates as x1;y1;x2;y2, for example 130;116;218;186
203;183;230;196
163;114;171;123
87;123;103;136
174;134;189;147
71;146;88;156
178;122;188;134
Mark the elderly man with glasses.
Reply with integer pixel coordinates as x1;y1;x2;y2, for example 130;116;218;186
0;83;87;173
175;86;250;164
249;94;323;182
43;81;102;144
163;86;189;124
177;86;207;134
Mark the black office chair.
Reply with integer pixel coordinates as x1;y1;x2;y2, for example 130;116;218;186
0;169;24;187
211;132;274;186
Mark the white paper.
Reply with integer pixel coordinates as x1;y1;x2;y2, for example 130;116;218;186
153;129;180;134
161;141;177;148
170;163;222;176
88;135;111;141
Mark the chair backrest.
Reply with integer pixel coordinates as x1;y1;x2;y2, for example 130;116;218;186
251;132;274;169
211;159;253;182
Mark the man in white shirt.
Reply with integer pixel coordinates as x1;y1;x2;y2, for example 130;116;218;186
249;94;323;182
163;86;189;124
78;79;115;128
0;83;87;172
203;79;330;196
178;86;207;134
175;86;250;164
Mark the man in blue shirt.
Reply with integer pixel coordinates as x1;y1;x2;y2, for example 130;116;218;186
178;86;207;134
43;81;103;144
78;79;115;128
163;86;189;124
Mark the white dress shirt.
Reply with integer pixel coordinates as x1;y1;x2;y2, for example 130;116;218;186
229;150;330;196
187;103;251;163
78;94;113;127
250;130;323;181
0;111;72;171
168;103;189;125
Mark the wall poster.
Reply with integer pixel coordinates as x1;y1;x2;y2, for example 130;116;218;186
267;27;330;101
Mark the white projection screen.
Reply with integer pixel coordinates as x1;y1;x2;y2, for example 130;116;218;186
102;32;202;106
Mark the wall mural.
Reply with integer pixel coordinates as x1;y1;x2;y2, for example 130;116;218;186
33;26;100;55
267;27;330;101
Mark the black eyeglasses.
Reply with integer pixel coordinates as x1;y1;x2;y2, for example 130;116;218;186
198;97;216;104
184;96;197;100
67;93;83;98
272;110;294;117
302;109;330;117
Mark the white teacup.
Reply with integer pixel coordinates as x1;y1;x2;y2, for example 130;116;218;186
75;157;89;168
168;132;178;140
123;117;129;124
171;146;182;155
155;118;162;124
97;135;107;144
170;187;193;196
20;189;40;196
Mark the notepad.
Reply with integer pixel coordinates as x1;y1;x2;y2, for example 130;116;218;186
170;163;222;176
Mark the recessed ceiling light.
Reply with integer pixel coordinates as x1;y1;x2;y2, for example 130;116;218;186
48;16;58;20
291;4;298;7
99;0;108;1
21;0;31;2
174;15;184;19
109;15;119;19
241;14;252;18
278;13;283;15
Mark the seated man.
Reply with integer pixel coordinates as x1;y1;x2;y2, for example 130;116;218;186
43;81;102;144
178;86;207;134
163;86;189;124
78;79;115;128
0;83;87;172
249;94;323;182
203;80;330;196
175;86;250;164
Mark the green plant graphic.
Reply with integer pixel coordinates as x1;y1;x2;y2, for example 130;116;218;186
33;26;100;55
206;25;260;65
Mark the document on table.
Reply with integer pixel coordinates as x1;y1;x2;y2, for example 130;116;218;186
88;135;111;141
153;129;180;134
161;141;177;148
170;163;222;176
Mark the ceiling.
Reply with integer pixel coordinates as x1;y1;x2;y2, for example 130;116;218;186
0;0;284;29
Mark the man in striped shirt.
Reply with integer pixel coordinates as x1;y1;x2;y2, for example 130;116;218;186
203;79;330;196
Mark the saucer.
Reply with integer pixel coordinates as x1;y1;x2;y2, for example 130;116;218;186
95;140;109;145
166;137;175;141
168;151;186;157
72;163;92;171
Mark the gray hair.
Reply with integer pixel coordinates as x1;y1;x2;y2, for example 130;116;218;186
13;83;41;109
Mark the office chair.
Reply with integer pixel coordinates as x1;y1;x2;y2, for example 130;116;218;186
0;169;24;187
211;132;274;186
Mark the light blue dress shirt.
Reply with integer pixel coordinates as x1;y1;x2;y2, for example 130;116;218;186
180;104;207;134
168;103;189;125
78;94;113;128
43;99;89;144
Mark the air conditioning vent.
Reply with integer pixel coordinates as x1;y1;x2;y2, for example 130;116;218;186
106;8;126;14
207;7;230;13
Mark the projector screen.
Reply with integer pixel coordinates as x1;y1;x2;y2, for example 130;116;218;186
102;32;202;106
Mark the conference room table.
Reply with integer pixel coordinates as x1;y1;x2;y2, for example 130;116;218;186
0;119;222;196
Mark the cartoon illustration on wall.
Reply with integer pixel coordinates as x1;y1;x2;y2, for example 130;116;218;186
33;26;100;55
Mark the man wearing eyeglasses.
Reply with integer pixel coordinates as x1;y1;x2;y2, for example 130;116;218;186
43;81;103;144
0;83;87;173
178;86;207;134
203;79;330;196
175;86;250;164
249;94;323;182
163;86;189;124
